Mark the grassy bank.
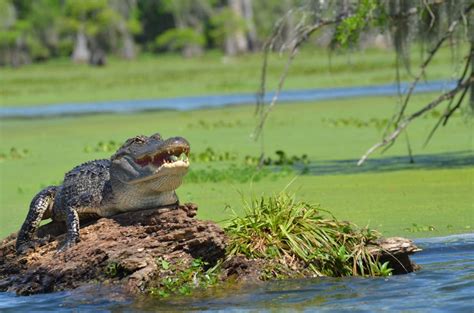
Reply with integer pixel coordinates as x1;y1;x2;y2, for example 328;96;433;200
0;45;463;107
1;93;472;239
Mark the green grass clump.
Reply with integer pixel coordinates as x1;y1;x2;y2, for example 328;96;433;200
149;258;219;298
225;192;392;278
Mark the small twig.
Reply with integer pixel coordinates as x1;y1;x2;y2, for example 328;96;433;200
358;79;471;166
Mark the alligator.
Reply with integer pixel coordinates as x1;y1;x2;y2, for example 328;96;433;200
15;133;190;254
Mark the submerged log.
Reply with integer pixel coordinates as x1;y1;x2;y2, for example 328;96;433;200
0;203;420;295
368;237;422;274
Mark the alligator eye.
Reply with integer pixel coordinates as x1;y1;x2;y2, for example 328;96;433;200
151;133;162;141
135;156;152;167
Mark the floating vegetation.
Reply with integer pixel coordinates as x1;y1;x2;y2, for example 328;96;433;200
244;150;310;167
187;119;244;130
404;223;436;233
225;192;392;278
149;258;219;298
0;147;30;161
84;140;121;153
185;165;295;184
321;117;390;130
322;110;456;130
185;149;310;183
189;147;238;163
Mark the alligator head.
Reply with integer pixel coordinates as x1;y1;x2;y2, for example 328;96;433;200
110;133;190;193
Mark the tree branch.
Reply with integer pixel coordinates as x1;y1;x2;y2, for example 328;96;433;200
391;3;473;129
357;78;471;166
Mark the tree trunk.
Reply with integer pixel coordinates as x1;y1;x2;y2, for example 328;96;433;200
121;33;136;59
241;0;258;51
71;31;90;63
225;0;248;56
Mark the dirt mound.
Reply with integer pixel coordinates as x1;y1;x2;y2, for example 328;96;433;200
0;203;420;296
0;204;227;295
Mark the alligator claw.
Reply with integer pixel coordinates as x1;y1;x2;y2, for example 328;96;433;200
16;242;36;255
56;238;80;254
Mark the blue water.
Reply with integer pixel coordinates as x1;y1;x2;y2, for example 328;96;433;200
1;234;473;312
0;80;456;118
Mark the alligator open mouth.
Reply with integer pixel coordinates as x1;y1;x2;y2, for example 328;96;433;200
134;146;190;169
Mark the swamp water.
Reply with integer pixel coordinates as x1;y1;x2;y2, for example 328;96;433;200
1;234;473;312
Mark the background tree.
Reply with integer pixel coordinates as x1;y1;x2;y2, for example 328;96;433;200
155;0;213;57
0;0;62;66
64;0;139;65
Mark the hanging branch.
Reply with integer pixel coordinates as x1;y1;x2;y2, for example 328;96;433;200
256;10;294;116
253;17;341;140
357;78;471;166
390;3;473;129
423;48;472;147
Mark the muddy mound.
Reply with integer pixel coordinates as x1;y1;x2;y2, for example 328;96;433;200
0;204;227;295
0;203;420;296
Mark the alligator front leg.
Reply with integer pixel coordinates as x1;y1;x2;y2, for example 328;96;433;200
57;206;81;252
16;186;57;254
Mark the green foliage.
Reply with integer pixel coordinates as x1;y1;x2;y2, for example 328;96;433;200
149;257;219;297
155;27;205;51
64;0;122;37
104;261;129;278
25;35;50;60
209;7;247;46
335;0;387;47
225;192;392;278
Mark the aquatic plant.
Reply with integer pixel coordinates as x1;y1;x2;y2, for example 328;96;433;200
225;192;391;278
244;150;310;168
185;148;310;183
84;140;121;153
189;147;238;163
185;165;294;184
0;147;30;161
186;119;245;130
149;258;220;298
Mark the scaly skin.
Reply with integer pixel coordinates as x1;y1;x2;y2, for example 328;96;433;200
16;133;190;254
